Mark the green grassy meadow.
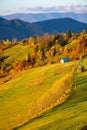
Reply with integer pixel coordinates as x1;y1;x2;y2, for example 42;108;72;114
3;43;32;63
0;61;76;130
15;59;87;130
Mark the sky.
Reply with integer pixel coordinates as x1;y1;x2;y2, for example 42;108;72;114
0;0;87;15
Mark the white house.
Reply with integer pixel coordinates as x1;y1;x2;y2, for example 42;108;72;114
60;58;69;63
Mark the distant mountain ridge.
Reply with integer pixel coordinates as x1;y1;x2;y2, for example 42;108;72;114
1;12;87;23
0;17;87;41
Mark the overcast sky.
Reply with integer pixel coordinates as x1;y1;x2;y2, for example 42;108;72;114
0;0;87;15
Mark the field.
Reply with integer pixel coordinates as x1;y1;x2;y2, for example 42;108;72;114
15;59;87;130
3;43;32;63
0;60;76;130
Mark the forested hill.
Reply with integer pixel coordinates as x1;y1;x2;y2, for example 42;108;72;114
0;17;87;41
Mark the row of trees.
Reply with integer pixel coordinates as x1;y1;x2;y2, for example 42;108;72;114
0;30;87;77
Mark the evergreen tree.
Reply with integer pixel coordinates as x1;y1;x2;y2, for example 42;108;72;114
66;29;72;40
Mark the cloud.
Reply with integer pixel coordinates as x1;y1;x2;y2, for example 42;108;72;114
0;4;87;15
25;4;87;13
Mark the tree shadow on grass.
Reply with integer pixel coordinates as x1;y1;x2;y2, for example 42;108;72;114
12;114;44;130
80;126;87;130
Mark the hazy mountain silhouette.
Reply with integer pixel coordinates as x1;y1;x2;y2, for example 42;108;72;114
1;13;87;23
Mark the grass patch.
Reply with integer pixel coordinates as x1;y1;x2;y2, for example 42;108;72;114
3;43;32;63
0;61;75;129
14;59;87;130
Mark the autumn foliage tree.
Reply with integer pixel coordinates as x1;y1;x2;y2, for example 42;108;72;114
1;30;87;77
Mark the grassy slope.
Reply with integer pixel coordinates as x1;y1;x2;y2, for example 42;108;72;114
0;61;75;130
16;59;87;130
3;43;32;63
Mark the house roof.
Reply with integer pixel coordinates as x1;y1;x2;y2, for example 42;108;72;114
61;58;69;62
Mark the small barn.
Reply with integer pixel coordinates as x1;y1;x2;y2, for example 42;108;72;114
60;58;69;63
77;65;85;73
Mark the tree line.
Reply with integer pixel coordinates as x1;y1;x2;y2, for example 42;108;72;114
0;30;87;78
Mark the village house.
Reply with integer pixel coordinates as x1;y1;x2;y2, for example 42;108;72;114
60;58;69;63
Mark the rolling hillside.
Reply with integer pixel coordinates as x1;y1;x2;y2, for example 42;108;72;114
0;23;87;130
0;60;76;130
0;58;87;130
0;17;87;40
16;59;87;130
